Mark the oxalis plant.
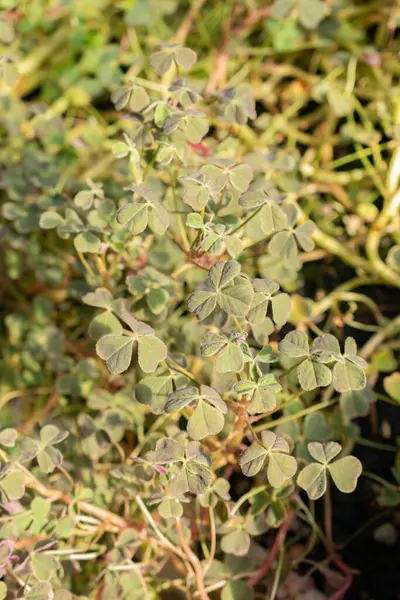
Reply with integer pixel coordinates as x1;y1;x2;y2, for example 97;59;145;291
0;45;369;600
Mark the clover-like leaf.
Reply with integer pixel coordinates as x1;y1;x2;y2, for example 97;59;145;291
96;308;167;374
220;527;250;557
31;553;59;581
239;430;297;487
96;335;134;374
111;83;149;112
74;231;101;254
269;204;315;260
240;180;287;235
247;279;291;327
234;374;281;415
165;385;227;440
219;87;256;125
150;45;197;75
117;185;170;236
279;331;332;391
136;375;174;414
166;441;212;496
221;581;255;600
169;79;201;106
199;477;230;508
297;442;362;500
188;260;254;320
0;465;26;501
202;159;253;194
200;331;245;373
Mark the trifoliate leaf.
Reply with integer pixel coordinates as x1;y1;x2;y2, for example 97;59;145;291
297;441;362;499
150;45;197;75
248;279;291;326
188;261;254;320
117;185;170;236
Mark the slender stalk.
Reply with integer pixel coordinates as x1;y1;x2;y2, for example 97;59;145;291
175;518;211;600
253;398;337;432
203;507;216;573
230;205;264;234
165;356;201;385
247;513;293;587
231;485;267;516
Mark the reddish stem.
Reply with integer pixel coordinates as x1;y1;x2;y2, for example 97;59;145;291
247;513;294;587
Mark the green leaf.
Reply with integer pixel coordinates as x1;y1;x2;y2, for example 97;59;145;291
340;387;375;420
297;359;332;391
221;581;255;600
187;399;225;440
268;452;297;488
137;334;168;373
25;583;54;600
1;470;26;500
234;374;281;415
39;212;64;229
383;372;400;402
304;413;333;441
298;442;362;499
150;45;197;75
297;462;326;500
220;528;250;556
328;456;362;494
88;311;123;340
146;288;169;315
333;361;366;393
279;330;309;357
117;185;170;236
31;554;59;581
0;582;6;600
0;428;18;447
74;232;101;254
96;334;134;374
248;279;291;326
188;261;254;320
158;496;183;519
136;375;174;414
83;287;113;309
215;342;244;373
239;444;268;477
308;441;342;464
166;385;226;440
298;0;329;29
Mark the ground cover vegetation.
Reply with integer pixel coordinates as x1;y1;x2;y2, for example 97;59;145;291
1;1;400;599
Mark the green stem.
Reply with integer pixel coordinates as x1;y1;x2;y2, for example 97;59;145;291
231;485;267;516
165;356;201;385
253;398;337;432
230;205;264;234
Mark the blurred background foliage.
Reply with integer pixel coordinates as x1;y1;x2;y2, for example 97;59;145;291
1;1;400;598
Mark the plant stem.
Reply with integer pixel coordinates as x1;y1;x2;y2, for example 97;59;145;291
203;507;216;573
253;398;337;432
175;518;211;600
165;356;201;385
231;485;267;516
231;205;264;234
247;513;293;587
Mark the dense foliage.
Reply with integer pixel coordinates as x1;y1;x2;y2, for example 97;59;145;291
1;2;400;600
